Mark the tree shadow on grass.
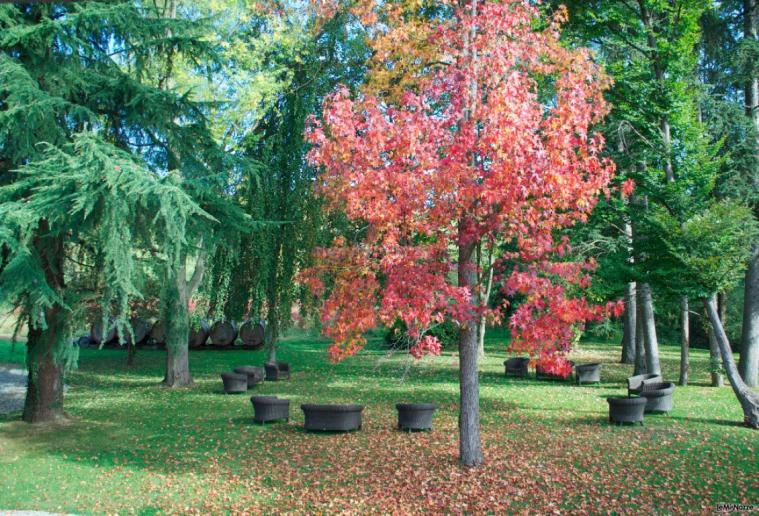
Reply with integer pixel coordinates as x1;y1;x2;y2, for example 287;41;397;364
667;415;746;428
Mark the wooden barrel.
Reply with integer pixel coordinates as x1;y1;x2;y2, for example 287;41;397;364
238;320;265;349
149;320;166;345
209;320;237;346
189;320;210;347
127;317;149;345
90;319;117;346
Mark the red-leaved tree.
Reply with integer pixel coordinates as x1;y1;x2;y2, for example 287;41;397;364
303;0;619;466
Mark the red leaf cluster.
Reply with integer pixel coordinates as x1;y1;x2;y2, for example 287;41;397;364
303;0;617;363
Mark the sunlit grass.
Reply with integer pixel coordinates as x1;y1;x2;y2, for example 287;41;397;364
0;329;755;513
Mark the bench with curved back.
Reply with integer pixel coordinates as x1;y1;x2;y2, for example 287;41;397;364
301;404;364;431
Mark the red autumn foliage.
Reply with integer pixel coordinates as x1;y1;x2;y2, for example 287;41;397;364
303;0;618;373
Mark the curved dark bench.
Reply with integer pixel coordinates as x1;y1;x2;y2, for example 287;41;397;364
251;396;290;423
575;363;602;385
301;404;364;432
626;373;662;397
234;366;266;388
503;357;530;378
221;372;248;394
536;361;575;380
396;403;437;431
607;396;646;426
265;361;291;381
640;382;675;413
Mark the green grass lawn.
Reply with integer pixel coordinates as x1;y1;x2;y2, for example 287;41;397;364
0;330;756;514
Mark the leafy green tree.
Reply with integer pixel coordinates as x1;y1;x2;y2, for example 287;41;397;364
0;1;228;418
700;0;759;386
555;0;719;382
651;201;759;426
206;4;368;362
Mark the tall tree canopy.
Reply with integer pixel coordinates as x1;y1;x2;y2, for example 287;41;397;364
304;0;618;466
0;1;233;419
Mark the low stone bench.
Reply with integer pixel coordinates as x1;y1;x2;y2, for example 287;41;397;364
396;403;436;431
301;404;363;432
265;361;291;381
626;373;662;397
640;382;675;413
607;396;646;426
234;366;266;388
503;357;530;378
221;372;248;394
251;396;290;423
575;363;602;385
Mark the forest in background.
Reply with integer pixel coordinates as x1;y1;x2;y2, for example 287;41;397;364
0;1;757;438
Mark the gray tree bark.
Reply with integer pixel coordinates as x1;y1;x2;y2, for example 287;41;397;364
634;286;647;375
163;249;205;388
621;282;636;364
638;283;661;375
476;246;494;360
679;297;690;386
458;233;483;467
740;248;759;386
456;0;483;468
707;294;725;387
703;297;759;428
739;0;759;387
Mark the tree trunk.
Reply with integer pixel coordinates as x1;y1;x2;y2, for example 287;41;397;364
266;315;279;363
458;235;483;467
127;341;136;366
476;257;494;360
706;294;725;387
265;247;281;364
162;265;193;388
679;296;689;386
23;224;69;423
621;282;636;364
477;316;487;360
164;341;192;387
638;283;661;375
457;0;483;467
634;287;647;375
739;0;759;387
740;245;759;387
703;297;759;428
23;313;67;423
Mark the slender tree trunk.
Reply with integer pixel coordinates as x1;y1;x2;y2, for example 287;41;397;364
266;315;279;363
127;341;136;366
619;134;636;365
458;235;483;467
679;297;689;386
638;283;661;375
265;241;282;364
476;251;494;360
456;0;483;468
477;316;487;359
703;297;759;428
706;294;724;387
740;247;759;386
634;287;647;375
740;0;759;387
621;282;636;364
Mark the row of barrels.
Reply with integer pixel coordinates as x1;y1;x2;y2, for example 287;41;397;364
89;319;265;349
